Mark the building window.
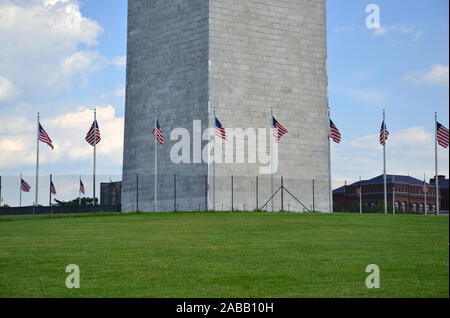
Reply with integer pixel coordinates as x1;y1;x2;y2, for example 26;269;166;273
413;203;417;212
395;201;399;212
432;205;436;212
401;202;406;212
419;203;424;212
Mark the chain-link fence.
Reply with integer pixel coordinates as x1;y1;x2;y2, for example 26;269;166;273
121;173;330;213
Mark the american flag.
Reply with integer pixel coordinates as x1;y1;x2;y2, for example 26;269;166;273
356;184;362;198
85;120;101;146
152;120;164;145
422;181;429;193
379;120;389;145
50;181;56;195
21;179;31;192
215;117;226;140
437;122;449;148
80;180;85;195
272;117;288;142
39;123;54;150
330;120;341;143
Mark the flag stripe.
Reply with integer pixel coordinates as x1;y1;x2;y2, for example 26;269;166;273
153;120;164;145
423;181;429;193
50;181;56;195
379;121;389;145
437;122;449;148
80;180;85;195
330;120;341;143
39;123;54;150
273;117;288;142
21;179;31;192
215;117;227;140
85;120;101;146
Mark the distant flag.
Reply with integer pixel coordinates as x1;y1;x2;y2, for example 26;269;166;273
215;117;226;140
272;117;288;142
50;181;56;195
21;179;31;192
80;180;85;195
39;123;54;150
85;120;101;146
329;120;341;143
379;120;389;145
152;120;164;145
422;181;429;193
436;122;449;148
356;184;362;198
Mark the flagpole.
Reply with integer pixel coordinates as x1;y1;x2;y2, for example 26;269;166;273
20;173;22;208
154;106;158;213
392;175;395;214
213;105;216;211
435;112;439;215
328;107;333;213
93;109;97;206
383;109;387;214
49;174;52;208
424;173;427;215
359;176;362;214
270;106;274;212
79;175;82;207
35;113;40;214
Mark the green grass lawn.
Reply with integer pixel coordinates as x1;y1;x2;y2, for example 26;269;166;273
0;212;448;298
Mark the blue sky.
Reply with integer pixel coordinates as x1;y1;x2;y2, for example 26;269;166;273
0;0;448;206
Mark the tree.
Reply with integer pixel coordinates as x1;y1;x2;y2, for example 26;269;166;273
54;197;98;206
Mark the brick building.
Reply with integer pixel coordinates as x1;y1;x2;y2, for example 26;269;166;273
333;175;448;213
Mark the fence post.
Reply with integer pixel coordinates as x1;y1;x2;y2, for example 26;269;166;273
205;175;208;212
231;175;234;212
136;173;139;212
312;179;315;212
256;176;258;211
174;175;176;211
0;175;2;208
49;174;52;215
281;176;284;212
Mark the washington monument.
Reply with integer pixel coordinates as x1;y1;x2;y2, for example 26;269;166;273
122;0;330;212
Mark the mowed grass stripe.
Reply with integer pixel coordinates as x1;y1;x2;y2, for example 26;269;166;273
0;212;448;297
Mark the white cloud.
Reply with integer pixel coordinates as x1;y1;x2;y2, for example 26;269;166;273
335;25;354;33
112;55;127;69
0;0;104;101
0;76;17;101
0;106;124;169
342;88;389;103
372;24;424;42
114;87;126;98
373;26;388;37
61;51;107;76
403;64;449;85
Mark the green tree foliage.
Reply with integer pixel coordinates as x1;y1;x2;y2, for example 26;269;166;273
54;197;98;206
